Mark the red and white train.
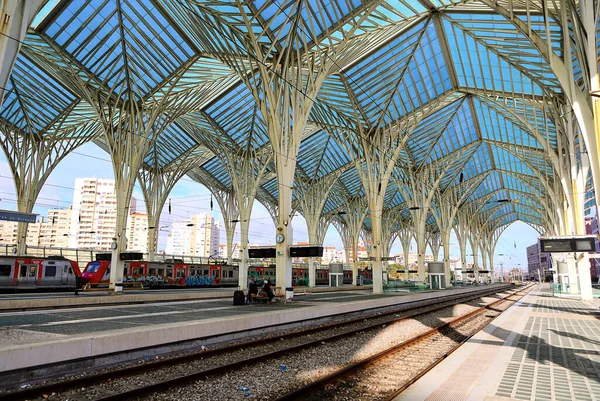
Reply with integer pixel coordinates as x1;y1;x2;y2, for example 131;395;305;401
0;256;81;290
81;257;239;288
81;256;373;288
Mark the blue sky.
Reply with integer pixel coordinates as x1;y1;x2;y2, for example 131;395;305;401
0;142;539;270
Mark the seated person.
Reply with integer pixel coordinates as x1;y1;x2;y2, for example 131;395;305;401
262;280;275;303
247;277;259;303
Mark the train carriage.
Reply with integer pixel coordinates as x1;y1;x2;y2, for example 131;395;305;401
0;256;81;291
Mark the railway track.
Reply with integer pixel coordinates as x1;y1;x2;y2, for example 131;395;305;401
274;286;532;401
1;284;524;401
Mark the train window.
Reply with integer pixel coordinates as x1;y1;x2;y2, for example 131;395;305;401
133;268;144;275
176;269;185;278
45;266;57;277
84;262;101;273
229;270;233;278
149;268;156;275
0;265;10;276
157;269;165;276
203;269;209;276
166;268;173;278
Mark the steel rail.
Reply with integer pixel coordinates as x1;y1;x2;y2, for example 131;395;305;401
0;284;516;401
273;285;533;401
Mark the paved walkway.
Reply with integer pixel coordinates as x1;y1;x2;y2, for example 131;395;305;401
0;284;507;373
0;284;371;310
396;284;600;401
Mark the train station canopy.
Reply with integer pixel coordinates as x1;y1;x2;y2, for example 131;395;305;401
0;0;592;236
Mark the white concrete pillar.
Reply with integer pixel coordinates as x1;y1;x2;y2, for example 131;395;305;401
0;0;43;106
578;253;593;300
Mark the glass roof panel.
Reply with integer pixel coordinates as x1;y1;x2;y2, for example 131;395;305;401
201;157;232;188
45;0;195;97
444;17;546;96
407;98;464;165
469;169;502;200
427;100;479;163
1;54;77;133
144;122;197;168
473;98;543;150
296;131;351;180
445;14;561;92
343;19;427;124
489;144;534;176
460;142;493;182
204;81;269;149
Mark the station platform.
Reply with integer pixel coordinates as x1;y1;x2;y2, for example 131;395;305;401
0;284;370;311
0;283;510;378
396;284;600;401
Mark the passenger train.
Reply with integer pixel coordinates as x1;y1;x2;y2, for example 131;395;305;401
81;255;371;288
0;256;81;291
81;258;239;288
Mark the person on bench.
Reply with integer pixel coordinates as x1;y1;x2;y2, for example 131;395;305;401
262;280;275;304
247;276;258;304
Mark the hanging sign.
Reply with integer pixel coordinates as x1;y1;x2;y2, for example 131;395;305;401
0;210;37;223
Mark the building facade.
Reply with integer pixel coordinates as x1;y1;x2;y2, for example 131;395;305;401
68;178;118;250
218;243;241;260
165;213;220;257
126;212;148;252
527;242;552;281
39;208;72;248
67;178;140;251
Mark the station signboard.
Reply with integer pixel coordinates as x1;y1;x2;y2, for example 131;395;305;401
0;210;37;223
539;236;597;253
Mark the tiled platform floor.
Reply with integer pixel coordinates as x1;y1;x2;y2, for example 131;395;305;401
395;284;600;401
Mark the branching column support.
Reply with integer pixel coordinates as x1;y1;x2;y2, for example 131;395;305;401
71;71;188;293
478;0;600;215
296;174;339;287
138;149;201;261
336;195;368;286
186;2;382;295
223;149;273;290
432;174;488;287
332;219;352;276
380;207;403;260
0;119;97;255
454;218;468;278
380;209;402;282
396;220;414;281
426;228;441;261
0;0;43;106
468;230;480;282
397;163;449;282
